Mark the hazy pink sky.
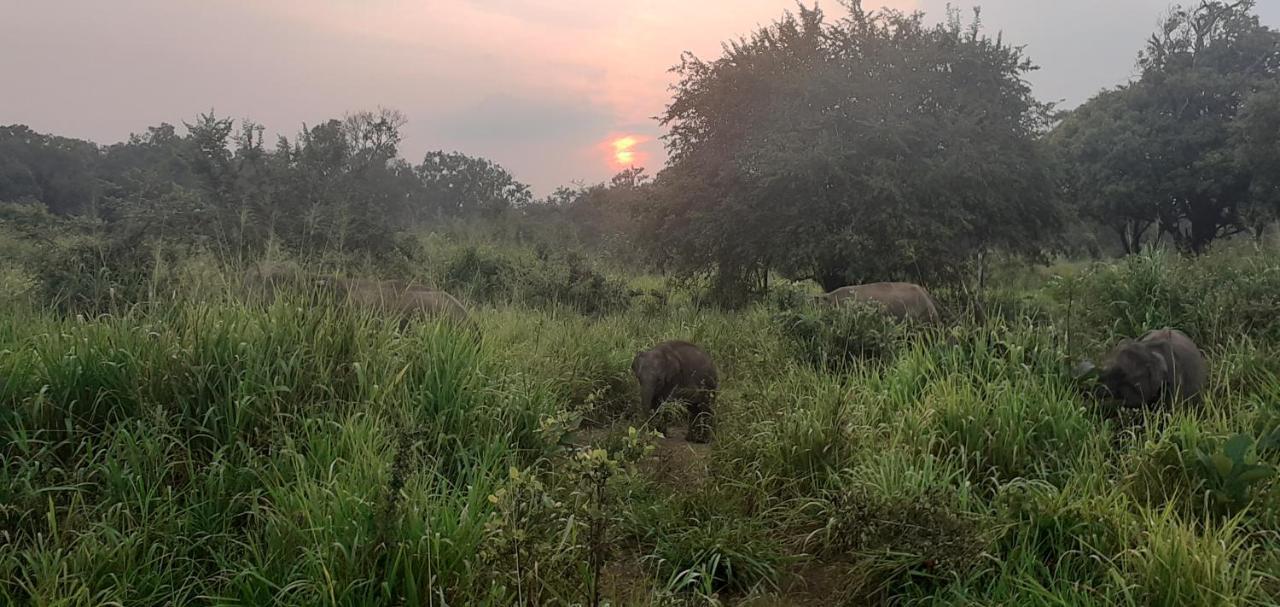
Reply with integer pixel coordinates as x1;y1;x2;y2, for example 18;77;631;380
2;1;1277;195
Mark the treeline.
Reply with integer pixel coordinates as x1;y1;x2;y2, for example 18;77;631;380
0;109;539;261
2;1;1279;305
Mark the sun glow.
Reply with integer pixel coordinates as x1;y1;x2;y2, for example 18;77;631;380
612;136;638;166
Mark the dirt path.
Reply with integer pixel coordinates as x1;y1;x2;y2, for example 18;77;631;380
571;423;713;490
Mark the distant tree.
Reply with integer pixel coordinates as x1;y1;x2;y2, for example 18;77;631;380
1235;79;1280;236
185;112;236;201
416;151;532;219
1053;0;1280;254
4;109;532;263
343;107;407;167
99;123;197;192
272;116;417;256
649;3;1060;296
560;168;652;258
0;125;101;215
1050;89;1166;254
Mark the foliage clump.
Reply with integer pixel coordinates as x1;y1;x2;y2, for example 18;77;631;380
1061;249;1280;348
774;300;905;370
444;244;632;315
648;3;1061;298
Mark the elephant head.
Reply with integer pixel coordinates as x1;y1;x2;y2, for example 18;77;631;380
632;350;664;411
1096;338;1171;407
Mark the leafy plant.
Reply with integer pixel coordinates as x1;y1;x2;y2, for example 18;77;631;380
1192;434;1275;514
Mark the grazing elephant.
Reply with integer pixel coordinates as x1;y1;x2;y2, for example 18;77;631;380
1076;328;1207;407
632;340;719;443
817;282;941;324
315;276;471;325
242;263;307;300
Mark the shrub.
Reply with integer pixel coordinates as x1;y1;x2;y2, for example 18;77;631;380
1061;248;1280;348
805;480;991;601
626;489;785;598
35;233;187;314
631;287;670;317
1121;508;1264;606
1192;434;1275;516
930;378;1097;486
444;244;516;302
521;251;631;316
482;431;657;605
774;300;904;370
444;245;631;315
1126;424;1276;521
994;479;1133;588
765;280;814;312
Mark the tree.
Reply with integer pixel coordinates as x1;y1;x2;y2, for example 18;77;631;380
416;151;532;219
648;3;1060;296
1235;79;1280;236
1053;0;1280;254
550;168;653;260
269;115;419;257
1050;89;1167;254
343;107;407;168
0;125;101;215
4;109;535;263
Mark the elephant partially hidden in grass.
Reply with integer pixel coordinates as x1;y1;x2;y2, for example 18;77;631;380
315;276;471;326
243;264;470;326
632;340;719;443
1075;328;1207;407
816;281;942;324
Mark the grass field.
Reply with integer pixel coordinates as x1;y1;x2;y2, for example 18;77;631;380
2;246;1280;606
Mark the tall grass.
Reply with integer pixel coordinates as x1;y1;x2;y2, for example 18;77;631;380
2;243;1280;605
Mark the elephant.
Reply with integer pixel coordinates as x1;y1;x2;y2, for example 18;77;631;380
1075;328;1207;407
314;276;471;326
816;282;942;324
242;262;308;300
632;340;719;443
242;266;469;326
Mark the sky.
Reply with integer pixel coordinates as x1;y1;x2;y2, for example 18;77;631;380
2;1;1278;196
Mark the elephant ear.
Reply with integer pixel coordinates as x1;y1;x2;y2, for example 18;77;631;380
631;350;649;375
1144;343;1170;401
1103;338;1133;364
1158;339;1180;395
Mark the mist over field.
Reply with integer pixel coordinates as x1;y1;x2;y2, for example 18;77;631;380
3;1;1280;605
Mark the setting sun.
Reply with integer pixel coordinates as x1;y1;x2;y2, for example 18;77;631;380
612;136;638;166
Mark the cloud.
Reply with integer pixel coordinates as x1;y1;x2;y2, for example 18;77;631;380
430;94;612;144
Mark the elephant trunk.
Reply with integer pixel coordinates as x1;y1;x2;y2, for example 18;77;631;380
639;379;658;413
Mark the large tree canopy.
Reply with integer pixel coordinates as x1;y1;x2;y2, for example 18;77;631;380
1052;0;1280;254
0;125;101;215
416;151;533;219
646;3;1061;294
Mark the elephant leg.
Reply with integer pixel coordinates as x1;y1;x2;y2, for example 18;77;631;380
686;400;714;443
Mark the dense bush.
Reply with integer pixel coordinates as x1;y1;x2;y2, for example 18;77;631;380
774;300;906;370
35;232;186;314
443;244;632;315
442;244;516;301
1062;248;1280;347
